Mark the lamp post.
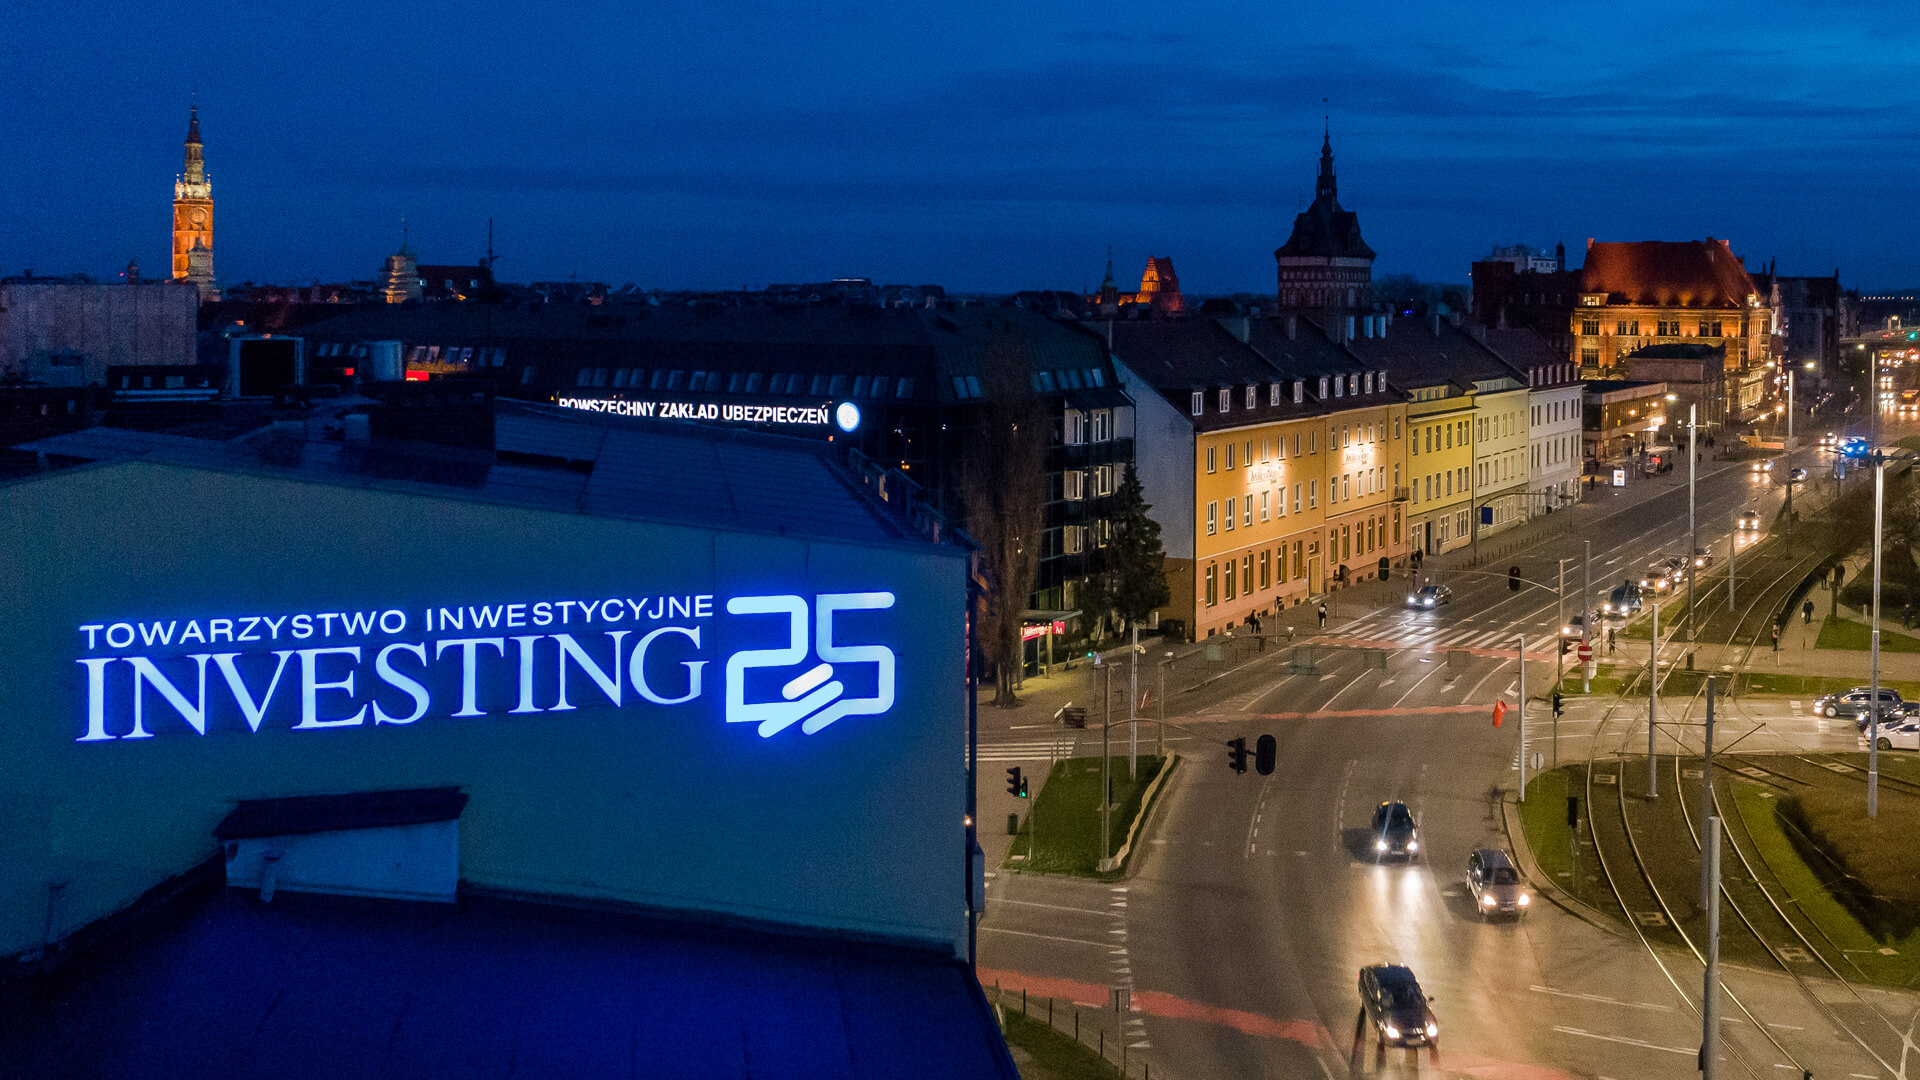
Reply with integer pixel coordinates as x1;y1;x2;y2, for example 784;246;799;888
1582;540;1592;693
1648;598;1659;800
1871;454;1885;818
1687;402;1698;643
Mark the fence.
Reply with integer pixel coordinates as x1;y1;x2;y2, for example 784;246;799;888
986;980;1151;1079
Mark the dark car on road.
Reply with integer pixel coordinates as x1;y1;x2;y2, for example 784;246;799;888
1810;687;1908;726
1358;964;1439;1048
1370;800;1419;860
1466;848;1530;918
1600;583;1642;618
1406;584;1453;609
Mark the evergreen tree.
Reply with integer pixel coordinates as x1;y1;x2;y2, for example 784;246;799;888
1104;463;1170;633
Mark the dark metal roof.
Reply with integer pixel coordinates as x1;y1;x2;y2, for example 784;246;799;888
0;890;1016;1080
214;788;468;840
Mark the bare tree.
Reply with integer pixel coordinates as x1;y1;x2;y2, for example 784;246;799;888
963;326;1048;708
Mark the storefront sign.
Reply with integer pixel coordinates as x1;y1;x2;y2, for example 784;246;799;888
72;591;897;743
1020;620;1066;642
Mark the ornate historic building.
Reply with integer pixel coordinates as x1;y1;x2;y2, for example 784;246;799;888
1273;134;1374;332
171;108;216;300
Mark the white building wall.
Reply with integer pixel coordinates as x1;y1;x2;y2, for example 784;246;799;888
1530;383;1586;505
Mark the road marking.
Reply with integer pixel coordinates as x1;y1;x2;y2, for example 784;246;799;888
1529;985;1673;1011
978;927;1113;948
994;898;1116;918
1552;1026;1694;1055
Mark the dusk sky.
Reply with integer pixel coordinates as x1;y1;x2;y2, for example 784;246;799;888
7;2;1915;293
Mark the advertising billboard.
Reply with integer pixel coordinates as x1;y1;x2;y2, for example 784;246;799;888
0;461;967;958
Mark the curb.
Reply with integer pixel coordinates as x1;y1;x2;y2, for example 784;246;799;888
1498;789;1630;940
1102;753;1179;876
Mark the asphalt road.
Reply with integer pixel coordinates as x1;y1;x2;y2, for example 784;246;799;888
978;426;1920;1079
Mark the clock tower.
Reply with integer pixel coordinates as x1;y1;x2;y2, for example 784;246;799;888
171;107;216;299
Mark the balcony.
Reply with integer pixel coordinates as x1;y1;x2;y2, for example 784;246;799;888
1392;485;1411;501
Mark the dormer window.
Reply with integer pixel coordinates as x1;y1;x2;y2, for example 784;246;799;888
1191;391;1203;416
1218;388;1231;412
1363;372;1374;394
1349;374;1360;395
1318;376;1329;399
1293;381;1304;404
1269;382;1281;406
1245;385;1257;408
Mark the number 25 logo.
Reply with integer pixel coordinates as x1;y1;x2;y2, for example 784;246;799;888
724;592;896;737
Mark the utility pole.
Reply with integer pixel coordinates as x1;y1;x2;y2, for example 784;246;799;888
1128;624;1139;780
1518;633;1528;800
1557;558;1569;692
1687;403;1698;642
1583;540;1592;694
1703;814;1722;1080
1648;599;1659;800
1157;652;1169;758
1100;657;1113;868
1727;524;1737;613
1871;454;1885;818
1701;677;1716;910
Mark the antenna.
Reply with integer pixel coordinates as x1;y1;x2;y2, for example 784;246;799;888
486;217;496;271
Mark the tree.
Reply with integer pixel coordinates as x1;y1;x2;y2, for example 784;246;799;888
1102;463;1170;634
963;328;1048;708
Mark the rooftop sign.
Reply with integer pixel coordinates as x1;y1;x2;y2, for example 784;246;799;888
554;396;859;432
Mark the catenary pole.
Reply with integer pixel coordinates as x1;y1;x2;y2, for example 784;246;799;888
1649;599;1659;799
1128;624;1138;780
1583;540;1592;693
1517;633;1527;800
1871;455;1884;818
1102;661;1113;863
1703;815;1722;1080
1688;403;1698;642
1701;677;1716;911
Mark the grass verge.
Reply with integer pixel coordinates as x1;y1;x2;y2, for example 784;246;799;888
1006;755;1167;876
1815;617;1920;652
996;1005;1125;1080
1741;673;1920;698
1518;768;1574;883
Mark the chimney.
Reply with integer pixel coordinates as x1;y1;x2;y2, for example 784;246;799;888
1430;313;1442;338
1286;315;1297;340
1226;316;1250;343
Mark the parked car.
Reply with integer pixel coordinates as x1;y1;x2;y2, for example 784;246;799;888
1466;849;1531;917
1737;509;1763;530
1406;584;1453;609
1870;720;1920;751
1811;686;1907;723
1358;965;1439;1048
1370;800;1419;861
1601;583;1643;617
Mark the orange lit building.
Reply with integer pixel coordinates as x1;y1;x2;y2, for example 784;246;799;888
1089;255;1186;316
170;108;216;300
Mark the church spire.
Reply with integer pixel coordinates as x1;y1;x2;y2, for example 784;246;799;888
182;106;206;187
1315;130;1337;203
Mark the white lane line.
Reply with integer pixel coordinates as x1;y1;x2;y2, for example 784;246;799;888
1552;1026;1695;1055
994;898;1116;918
978;927;1113;948
1529;985;1674;1011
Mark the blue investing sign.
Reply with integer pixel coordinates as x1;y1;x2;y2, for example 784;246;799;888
73;591;897;743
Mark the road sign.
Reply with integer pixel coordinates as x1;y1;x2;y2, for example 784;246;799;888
1577;641;1593;662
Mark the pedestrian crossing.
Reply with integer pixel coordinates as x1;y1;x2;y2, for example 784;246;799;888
976;736;1079;763
1324;617;1541;651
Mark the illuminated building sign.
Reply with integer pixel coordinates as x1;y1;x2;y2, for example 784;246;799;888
72;591;897;743
554;396;855;430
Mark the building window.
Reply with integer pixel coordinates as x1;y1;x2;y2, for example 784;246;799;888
1226;443;1236;470
1065;471;1085;501
1206;446;1217;473
1318;376;1329;399
1582;318;1600;336
1581;347;1599;366
1224;560;1237;600
1309;431;1317;454
1064;411;1086;445
1190;392;1204;416
1205;564;1217;606
1293;381;1304;404
1224;501;1235;530
1219;388;1231;412
1269;383;1281;406
1242;555;1252;596
1292;483;1302;514
1094;464;1114;496
1308;480;1318;509
1259;549;1271;589
1207;502;1218;535
1244;495;1253;527
1091;409;1111;442
1064;526;1084;555
1245;385;1257;408
1292;540;1304;579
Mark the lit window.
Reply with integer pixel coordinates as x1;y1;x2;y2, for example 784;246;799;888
1207;502;1218;535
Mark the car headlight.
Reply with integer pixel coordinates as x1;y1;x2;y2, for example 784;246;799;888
1375;839;1388;851
1481;894;1497;907
1517;893;1530;906
1425;1022;1438;1038
1384;1025;1400;1039
1406;840;1418;852
1408;594;1418;603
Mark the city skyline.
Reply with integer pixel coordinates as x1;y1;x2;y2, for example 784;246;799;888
6;2;1913;292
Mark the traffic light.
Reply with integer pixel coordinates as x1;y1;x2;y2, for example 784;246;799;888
1566;795;1579;827
1508;566;1522;592
1378;556;1390;581
1006;766;1026;797
1552;692;1565;717
1255;733;1276;776
1227;737;1249;774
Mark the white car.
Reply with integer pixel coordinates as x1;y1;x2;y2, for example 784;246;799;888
1870;721;1920;752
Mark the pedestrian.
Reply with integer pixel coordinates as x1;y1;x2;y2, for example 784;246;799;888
1772;621;1781;651
1252;613;1265;652
1607;628;1617;654
1317;602;1328;629
1905;602;1913;630
1803;599;1814;625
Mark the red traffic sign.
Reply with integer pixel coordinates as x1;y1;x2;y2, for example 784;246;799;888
1577;641;1593;662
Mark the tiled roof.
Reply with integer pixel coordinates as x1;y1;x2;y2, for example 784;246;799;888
1342;315;1521;391
1481;328;1571;379
1580;239;1756;309
1274;197;1374;261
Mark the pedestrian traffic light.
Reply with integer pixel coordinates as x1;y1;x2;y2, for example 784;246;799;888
1552;692;1564;717
1255;733;1276;776
1006;766;1026;797
1227;737;1249;774
1508;566;1522;592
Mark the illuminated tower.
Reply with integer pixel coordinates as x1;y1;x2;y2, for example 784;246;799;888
1273;132;1373;333
172;107;216;300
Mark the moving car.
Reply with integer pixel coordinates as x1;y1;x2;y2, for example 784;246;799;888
1751;459;1775;478
1560;613;1588;640
1640;559;1681;592
1692;547;1715;568
1820;432;1838;449
1370;800;1419;861
1870;720;1920;752
1600;583;1643;617
1737;509;1763;530
1841;437;1871;460
1811;686;1907;723
1466;849;1531;917
1406;584;1453;609
1788;467;1809;482
1358;965;1439;1048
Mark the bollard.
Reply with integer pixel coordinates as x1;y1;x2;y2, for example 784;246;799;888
1100;1031;1104;1059
1022;988;1027;1016
1075;1010;1079;1040
1048;997;1053;1028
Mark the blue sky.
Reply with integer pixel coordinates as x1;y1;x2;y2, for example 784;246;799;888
4;2;1914;292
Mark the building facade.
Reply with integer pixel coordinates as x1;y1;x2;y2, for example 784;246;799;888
0;274;199;386
1582;379;1671;465
171;108;216;300
1623;342;1728;435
